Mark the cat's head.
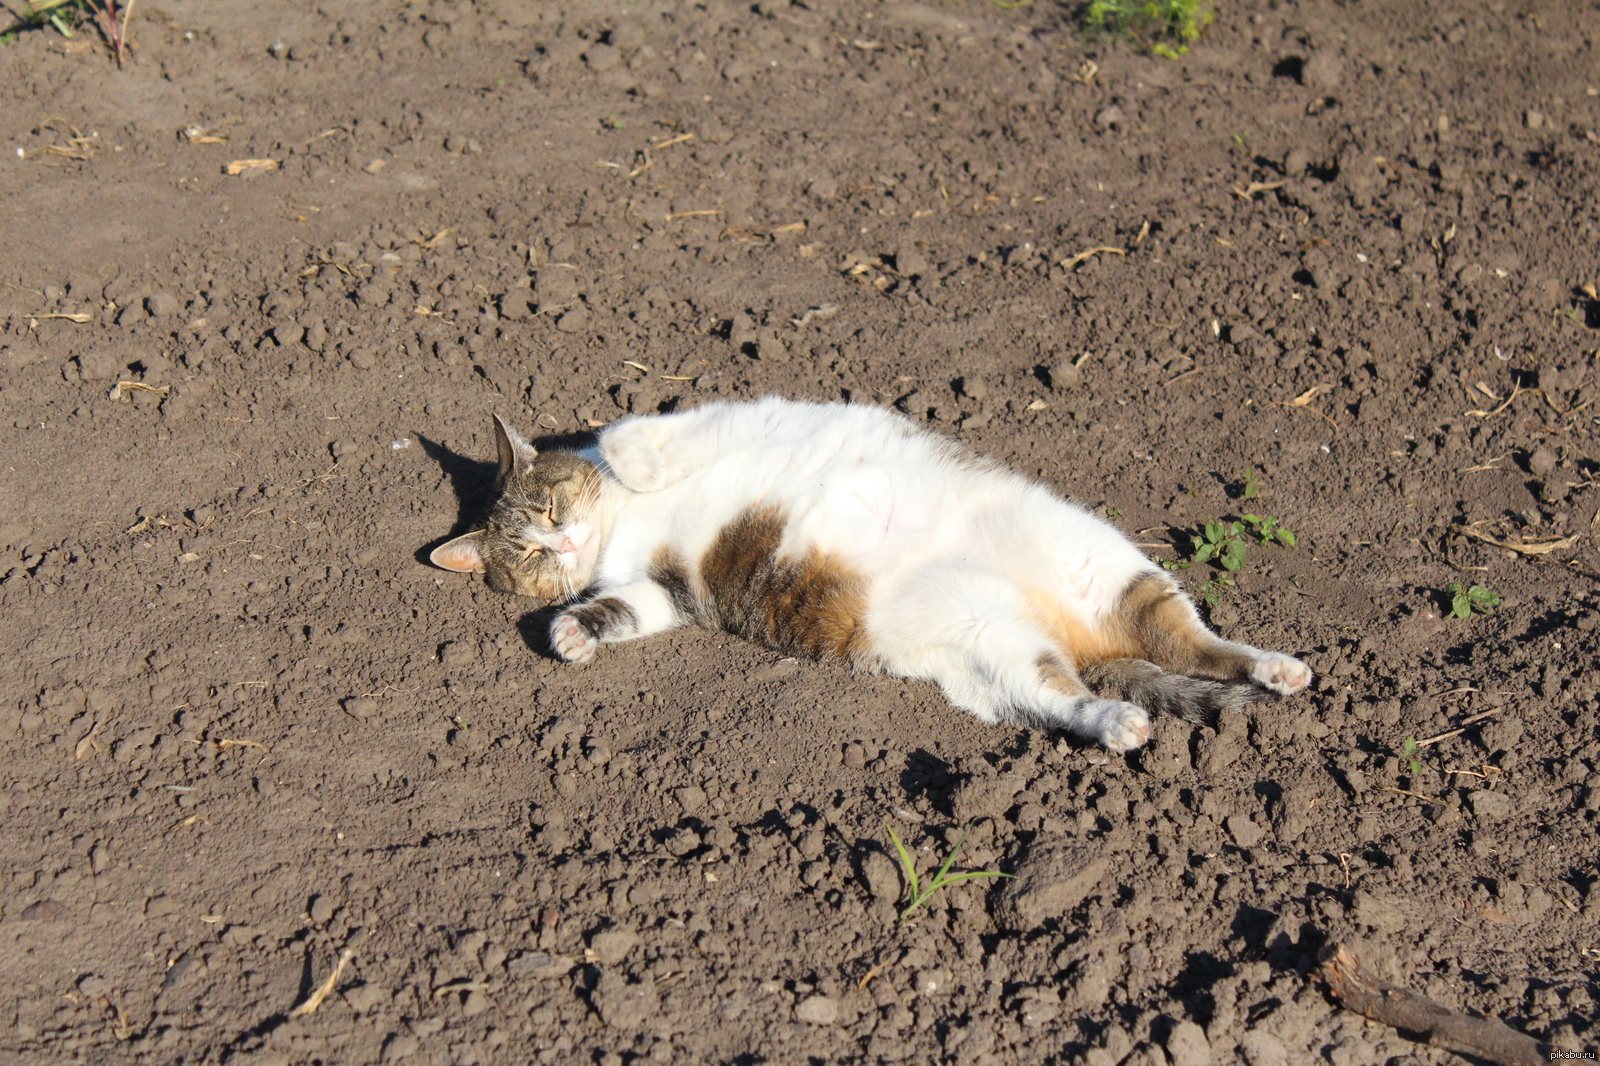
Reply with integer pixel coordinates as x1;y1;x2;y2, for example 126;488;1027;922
430;416;606;601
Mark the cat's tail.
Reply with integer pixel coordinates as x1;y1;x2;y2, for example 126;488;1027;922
1078;658;1275;727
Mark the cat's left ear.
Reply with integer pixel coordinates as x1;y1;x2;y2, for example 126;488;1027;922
430;530;488;573
492;414;535;478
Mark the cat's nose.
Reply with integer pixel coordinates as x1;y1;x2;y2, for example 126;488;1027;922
558;537;577;554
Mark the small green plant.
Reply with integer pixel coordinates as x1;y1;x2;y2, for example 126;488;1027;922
1240;466;1261;500
1164;478;1296;604
1400;736;1424;776
885;824;1013;921
1167;519;1250;573
1242;513;1296;547
1084;0;1216;57
1446;582;1501;619
1191;574;1234;607
14;0;133;64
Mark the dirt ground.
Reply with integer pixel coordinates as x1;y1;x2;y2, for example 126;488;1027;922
1;1;1597;1063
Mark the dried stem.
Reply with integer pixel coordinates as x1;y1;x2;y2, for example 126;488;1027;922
1317;943;1555;1066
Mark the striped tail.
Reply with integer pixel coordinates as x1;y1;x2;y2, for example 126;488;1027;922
1078;658;1276;727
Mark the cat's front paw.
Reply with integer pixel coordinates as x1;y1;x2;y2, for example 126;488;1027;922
1089;699;1152;753
1250;651;1312;696
550;612;599;663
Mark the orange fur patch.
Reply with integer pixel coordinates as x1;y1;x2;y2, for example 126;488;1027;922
1023;587;1140;666
699;506;869;662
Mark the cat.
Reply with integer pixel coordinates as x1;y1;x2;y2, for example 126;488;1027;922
430;397;1311;751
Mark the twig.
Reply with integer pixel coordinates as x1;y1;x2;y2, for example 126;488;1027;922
1415;709;1500;748
289;948;354;1018
1317;943;1553;1066
1450;523;1580;556
1060;246;1125;270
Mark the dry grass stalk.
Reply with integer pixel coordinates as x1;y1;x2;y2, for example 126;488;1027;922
1060;246;1126;270
289;948;354;1018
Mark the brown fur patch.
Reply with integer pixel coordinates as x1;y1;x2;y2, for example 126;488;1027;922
569;596;639;640
1036;652;1091;698
1023;589;1140;666
648;546;700;622
1104;572;1258;681
698;506;868;662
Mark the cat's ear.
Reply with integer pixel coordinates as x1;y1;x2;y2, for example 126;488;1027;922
492;414;534;477
430;530;488;573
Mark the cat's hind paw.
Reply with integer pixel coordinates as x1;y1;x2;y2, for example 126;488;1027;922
1084;699;1151;753
550;612;599;663
1249;651;1312;696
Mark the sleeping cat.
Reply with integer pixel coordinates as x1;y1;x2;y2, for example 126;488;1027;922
431;397;1311;751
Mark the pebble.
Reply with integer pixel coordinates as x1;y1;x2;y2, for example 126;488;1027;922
144;292;182;317
1237;1030;1289;1066
506;951;574;978
77;350;125;380
1467;789;1513;820
591;973;657;1028
1301;51;1343;90
857;848;902;901
994;842;1109;930
588;924;639;963
1164;1019;1211;1066
1226;813;1264;848
1094;105;1125;130
951;773;1025;822
19;899;67;920
343;696;381;720
1048;361;1082;390
794;994;839;1025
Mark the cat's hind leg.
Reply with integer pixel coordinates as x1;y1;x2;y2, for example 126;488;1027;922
876;570;1153;751
1110;571;1312;697
550;580;684;662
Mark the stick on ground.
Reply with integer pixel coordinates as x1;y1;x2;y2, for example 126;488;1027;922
1317;943;1554;1066
289;948;354;1019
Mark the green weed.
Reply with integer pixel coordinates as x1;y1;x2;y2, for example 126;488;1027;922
1400;736;1423;776
1240;466;1261;500
1168;519;1249;572
885;824;1013;921
1446;582;1500;619
1084;0;1216;57
1242;513;1296;548
1164;470;1296;605
1190;574;1234;607
12;0;133;63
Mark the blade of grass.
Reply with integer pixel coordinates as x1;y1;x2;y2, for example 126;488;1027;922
885;824;920;903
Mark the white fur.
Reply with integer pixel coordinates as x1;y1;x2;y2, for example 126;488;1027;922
546;397;1294;750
